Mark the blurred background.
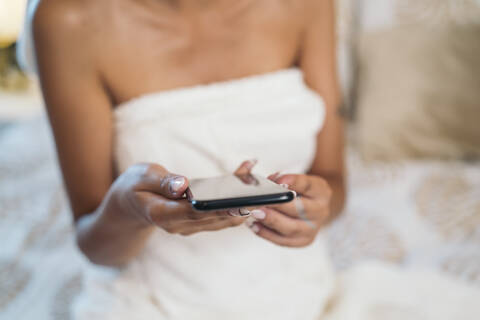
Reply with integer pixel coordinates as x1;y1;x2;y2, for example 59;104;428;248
1;0;479;319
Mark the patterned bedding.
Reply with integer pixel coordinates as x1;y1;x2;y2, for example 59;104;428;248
1;116;479;319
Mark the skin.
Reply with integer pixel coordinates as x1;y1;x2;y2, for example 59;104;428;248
33;0;345;267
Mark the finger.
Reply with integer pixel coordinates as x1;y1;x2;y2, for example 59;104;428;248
276;174;331;200
250;208;314;237
185;205;236;221
234;159;257;176
267;197;324;220
130;163;189;199
168;214;240;228
267;172;281;181
176;217;246;236
247;222;314;247
236;174;259;185
226;208;251;217
159;210;235;232
142;195;232;224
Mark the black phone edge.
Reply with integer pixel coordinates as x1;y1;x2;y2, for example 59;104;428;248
190;191;295;211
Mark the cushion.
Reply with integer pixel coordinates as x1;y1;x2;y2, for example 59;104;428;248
355;5;480;160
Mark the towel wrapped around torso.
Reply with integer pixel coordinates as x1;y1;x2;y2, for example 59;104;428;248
72;69;334;320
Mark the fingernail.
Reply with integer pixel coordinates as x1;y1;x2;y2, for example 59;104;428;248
245;159;258;170
251;209;266;220
240;208;251;216
250;223;260;233
280;183;290;189
170;176;185;193
228;209;241;217
245;216;255;227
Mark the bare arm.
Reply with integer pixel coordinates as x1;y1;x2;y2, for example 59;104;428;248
34;1;244;266
300;0;346;219
244;1;345;245
33;1;155;266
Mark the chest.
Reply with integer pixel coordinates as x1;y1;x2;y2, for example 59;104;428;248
99;1;305;105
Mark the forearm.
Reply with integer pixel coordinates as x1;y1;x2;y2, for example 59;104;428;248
75;191;154;267
323;174;346;222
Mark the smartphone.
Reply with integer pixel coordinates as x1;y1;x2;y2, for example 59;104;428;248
187;174;295;211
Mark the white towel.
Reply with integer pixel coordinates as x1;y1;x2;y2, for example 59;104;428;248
73;69;334;320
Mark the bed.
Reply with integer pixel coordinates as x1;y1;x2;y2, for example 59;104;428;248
0;115;479;319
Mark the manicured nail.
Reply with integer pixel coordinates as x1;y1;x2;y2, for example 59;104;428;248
240;208;251;216
251;209;266;220
170;176;185;193
228;209;241;216
250;223;260;233
280;183;289;189
245;159;258;170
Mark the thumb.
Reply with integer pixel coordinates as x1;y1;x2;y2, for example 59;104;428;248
234;159;257;176
131;164;189;199
160;174;189;199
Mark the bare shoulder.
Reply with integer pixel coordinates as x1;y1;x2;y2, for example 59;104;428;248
281;0;326;31
33;0;101;49
301;0;329;21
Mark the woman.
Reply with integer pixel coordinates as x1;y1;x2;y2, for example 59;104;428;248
31;0;345;318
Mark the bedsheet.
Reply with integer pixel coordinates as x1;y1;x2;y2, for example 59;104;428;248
1;117;479;319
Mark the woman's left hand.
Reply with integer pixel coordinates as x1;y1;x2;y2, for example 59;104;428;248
247;173;332;247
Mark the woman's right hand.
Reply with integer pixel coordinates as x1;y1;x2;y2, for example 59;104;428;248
113;163;247;236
